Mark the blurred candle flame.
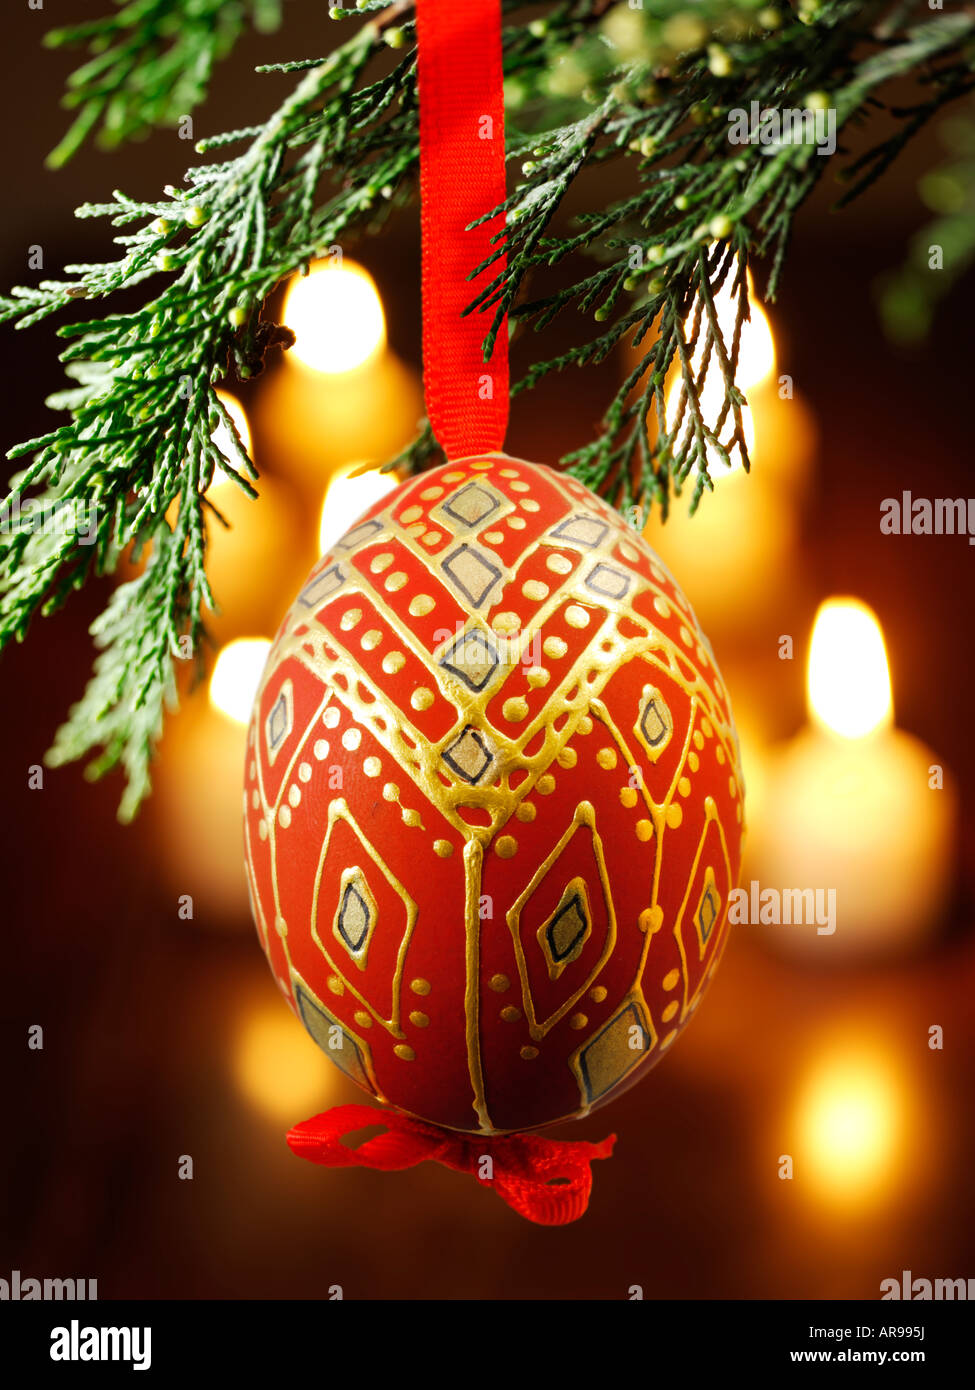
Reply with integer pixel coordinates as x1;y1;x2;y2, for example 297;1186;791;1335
209;638;270;725
234;1002;337;1123
210;390;252;490
665;265;774;475
796;1045;907;1207
807;598;894;740
319;463;400;556
282;259;386;374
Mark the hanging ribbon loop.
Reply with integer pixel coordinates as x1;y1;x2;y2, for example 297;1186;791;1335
288;1104;616;1226
416;0;509;459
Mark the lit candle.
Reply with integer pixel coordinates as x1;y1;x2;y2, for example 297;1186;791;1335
210;389;252;485
751;599;956;956
318;461;401;557
793;1033;915;1212
641;267;816;630
233;997;342;1125
282;257;387;374
202;467;309;647
258;257;423;501
152;638;271;925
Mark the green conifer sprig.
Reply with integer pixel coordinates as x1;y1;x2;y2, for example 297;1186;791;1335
2;0;973;815
45;0;284;169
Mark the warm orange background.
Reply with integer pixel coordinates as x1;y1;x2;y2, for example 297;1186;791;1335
1;2;973;1298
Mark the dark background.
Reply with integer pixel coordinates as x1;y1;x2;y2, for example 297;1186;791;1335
1;2;972;1299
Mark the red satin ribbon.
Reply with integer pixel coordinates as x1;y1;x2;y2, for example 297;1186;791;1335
288;1105;616;1226
416;0;509;458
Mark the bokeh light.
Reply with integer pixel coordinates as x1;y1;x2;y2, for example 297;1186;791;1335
796;1043;908;1208
807;598;893;739
233;1001;337;1124
209;638;271;725
318;463;400;556
282;259;386;374
210;390;252;490
665;266;773;474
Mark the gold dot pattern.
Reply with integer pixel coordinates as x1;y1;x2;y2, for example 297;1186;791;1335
522;579;549;602
565;604;590;629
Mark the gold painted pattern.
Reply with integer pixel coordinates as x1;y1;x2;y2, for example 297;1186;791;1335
246;454;744;1133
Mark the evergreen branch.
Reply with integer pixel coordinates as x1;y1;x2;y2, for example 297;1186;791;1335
4;0;975;815
44;0;283;167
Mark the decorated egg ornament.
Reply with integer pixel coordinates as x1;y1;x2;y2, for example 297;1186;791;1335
243;454;744;1136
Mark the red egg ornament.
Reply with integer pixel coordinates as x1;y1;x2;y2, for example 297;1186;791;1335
243;454;744;1137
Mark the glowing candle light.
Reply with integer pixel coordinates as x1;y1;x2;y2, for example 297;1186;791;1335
153;637;271;925
663;266;772;471
645;267;812;630
282;258;386;374
806;598;892;740
233;1001;340;1124
318;462;400;557
209;637;271;725
750;599;956;956
210;389;252;486
260;261;422;497
796;1045;907;1207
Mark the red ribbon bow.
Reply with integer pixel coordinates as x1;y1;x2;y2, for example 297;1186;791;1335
288;1105;616;1226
